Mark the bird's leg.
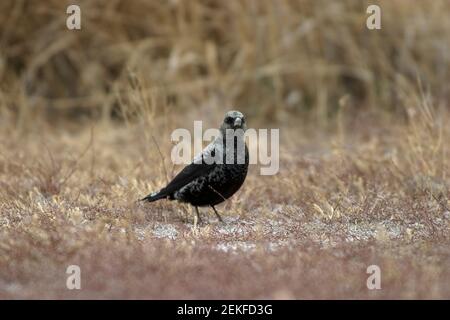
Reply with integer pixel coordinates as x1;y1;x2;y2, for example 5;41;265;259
210;205;224;223
194;206;203;225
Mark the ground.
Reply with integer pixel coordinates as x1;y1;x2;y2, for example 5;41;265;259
1;108;449;299
1;0;450;299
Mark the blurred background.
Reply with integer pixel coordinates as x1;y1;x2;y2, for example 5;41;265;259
1;0;450;299
1;0;450;131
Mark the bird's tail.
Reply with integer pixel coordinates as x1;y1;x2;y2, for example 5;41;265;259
140;191;167;202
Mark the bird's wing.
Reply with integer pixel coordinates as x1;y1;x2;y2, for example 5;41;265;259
147;139;223;199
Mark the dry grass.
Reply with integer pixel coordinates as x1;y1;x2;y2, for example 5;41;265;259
1;105;449;299
2;0;450;124
0;0;449;299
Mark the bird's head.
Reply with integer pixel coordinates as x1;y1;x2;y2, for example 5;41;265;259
220;110;247;134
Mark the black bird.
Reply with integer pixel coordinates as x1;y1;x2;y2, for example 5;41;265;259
141;110;249;223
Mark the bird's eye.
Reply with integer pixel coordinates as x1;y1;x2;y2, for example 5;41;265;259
225;116;233;124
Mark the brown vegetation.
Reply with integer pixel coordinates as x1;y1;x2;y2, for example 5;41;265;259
0;0;449;299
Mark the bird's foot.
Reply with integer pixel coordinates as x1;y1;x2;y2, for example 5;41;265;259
210;206;225;224
216;216;226;224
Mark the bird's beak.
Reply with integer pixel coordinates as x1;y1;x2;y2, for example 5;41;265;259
234;117;242;127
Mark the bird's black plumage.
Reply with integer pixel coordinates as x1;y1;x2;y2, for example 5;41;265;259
141;111;249;222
